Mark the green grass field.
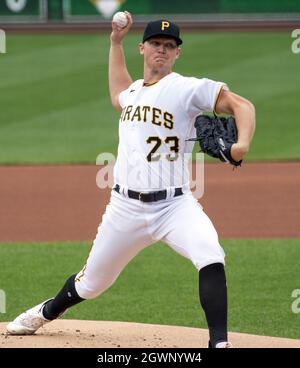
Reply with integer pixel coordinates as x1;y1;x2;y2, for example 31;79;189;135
1;239;299;339
0;32;299;164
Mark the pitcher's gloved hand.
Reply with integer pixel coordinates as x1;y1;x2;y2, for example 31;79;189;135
188;114;242;167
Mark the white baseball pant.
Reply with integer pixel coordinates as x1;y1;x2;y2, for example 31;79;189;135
75;189;225;299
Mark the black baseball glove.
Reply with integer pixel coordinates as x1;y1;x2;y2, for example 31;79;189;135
188;114;242;167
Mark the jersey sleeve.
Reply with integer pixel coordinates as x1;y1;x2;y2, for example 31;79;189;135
118;80;142;108
179;77;228;119
118;89;128;108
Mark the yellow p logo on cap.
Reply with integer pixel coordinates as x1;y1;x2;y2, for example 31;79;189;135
161;21;170;31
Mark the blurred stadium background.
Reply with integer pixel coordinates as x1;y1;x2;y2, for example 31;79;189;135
0;0;300;27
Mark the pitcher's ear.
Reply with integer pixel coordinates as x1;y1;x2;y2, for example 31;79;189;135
139;43;144;55
176;47;181;59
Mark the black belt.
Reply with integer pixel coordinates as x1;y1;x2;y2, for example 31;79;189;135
113;184;183;203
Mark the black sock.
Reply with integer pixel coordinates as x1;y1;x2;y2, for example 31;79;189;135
43;274;85;320
199;263;228;347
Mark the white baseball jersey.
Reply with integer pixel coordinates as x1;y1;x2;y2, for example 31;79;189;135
75;73;227;299
114;72;227;191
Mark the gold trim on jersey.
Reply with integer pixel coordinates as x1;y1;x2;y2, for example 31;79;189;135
143;81;159;87
213;84;225;115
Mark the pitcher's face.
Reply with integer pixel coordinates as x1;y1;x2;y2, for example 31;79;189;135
139;37;180;71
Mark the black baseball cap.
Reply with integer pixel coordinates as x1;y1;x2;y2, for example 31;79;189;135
142;19;183;46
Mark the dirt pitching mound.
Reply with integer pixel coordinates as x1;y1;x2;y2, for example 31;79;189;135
1;320;299;348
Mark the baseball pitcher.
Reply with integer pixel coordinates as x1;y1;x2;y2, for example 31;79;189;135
7;13;256;348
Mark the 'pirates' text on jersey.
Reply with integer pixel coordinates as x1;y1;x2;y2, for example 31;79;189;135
114;72;227;191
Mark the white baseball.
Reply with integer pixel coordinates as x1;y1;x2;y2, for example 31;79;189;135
112;12;128;28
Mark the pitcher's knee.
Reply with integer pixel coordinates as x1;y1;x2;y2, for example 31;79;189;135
75;276;117;300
